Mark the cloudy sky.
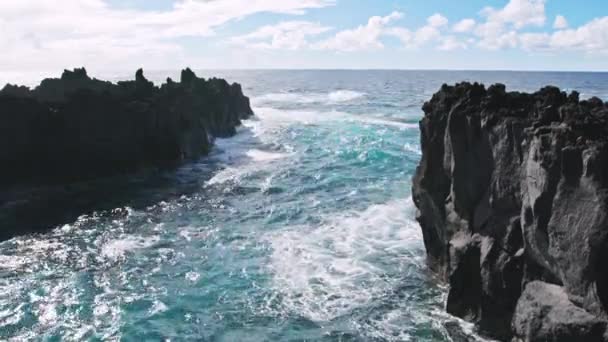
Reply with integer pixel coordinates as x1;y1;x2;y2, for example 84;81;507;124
1;0;607;76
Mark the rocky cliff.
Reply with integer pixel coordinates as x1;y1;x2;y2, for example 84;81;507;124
0;68;253;185
412;83;608;341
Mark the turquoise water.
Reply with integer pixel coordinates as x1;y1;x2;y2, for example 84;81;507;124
1;71;607;341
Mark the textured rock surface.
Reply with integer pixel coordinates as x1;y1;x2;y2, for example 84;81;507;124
412;82;608;341
0;68;253;185
513;281;607;341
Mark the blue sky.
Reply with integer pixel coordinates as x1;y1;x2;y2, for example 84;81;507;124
1;0;608;73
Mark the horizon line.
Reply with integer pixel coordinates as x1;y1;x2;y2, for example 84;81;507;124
103;67;608;73
3;67;608;74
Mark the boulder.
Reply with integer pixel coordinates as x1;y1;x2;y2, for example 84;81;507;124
513;281;607;342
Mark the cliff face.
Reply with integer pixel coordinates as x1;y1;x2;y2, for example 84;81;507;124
0;68;253;185
412;83;608;341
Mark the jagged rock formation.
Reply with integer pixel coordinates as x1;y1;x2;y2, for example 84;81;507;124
0;68;253;185
412;83;608;341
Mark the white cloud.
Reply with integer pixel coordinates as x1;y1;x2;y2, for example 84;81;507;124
438;36;468;51
474;0;545;50
414;26;442;44
474;20;505;49
316;12;452;51
477;30;519;50
315;11;403;51
553;15;568;29
453;19;476;33
2;0;607;73
519;32;551;50
310;3;607;56
231;21;331;50
410;13;449;45
522;17;608;53
481;0;546;29
0;0;335;72
386;13;449;47
385;27;413;45
427;14;448;28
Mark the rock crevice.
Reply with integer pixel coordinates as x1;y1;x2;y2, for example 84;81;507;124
413;83;608;341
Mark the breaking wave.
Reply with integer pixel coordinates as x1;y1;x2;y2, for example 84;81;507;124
252;90;365;106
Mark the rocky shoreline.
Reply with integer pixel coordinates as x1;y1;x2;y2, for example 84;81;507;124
0;68;253;240
413;83;608;341
0;68;253;185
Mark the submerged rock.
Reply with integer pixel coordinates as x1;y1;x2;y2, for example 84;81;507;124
0;68;253;185
412;82;608;341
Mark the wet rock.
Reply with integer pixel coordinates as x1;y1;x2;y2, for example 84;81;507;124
443;321;477;342
412;82;608;341
0;68;253;186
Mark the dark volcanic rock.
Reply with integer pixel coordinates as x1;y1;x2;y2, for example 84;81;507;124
513;281;607;341
412;82;608;341
0;68;253;185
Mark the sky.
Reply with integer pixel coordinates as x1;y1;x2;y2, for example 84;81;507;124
1;0;608;76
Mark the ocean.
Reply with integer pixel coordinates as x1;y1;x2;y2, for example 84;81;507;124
1;70;607;341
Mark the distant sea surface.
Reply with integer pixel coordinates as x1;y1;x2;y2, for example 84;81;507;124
0;71;607;341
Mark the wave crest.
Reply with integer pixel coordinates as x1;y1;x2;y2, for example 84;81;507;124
252;90;365;105
328;90;365;102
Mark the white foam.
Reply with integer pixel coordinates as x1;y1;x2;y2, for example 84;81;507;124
328;90;365;102
252;90;365;106
245;149;290;162
92;282;122;340
429;308;498;342
148;300;168;316
260;175;275;194
253;93;317;104
0;304;25;327
252;106;418;131
348;115;419;130
185;271;201;282
205;166;248;186
404;143;422;155
363;308;414;341
0;255;28;271
252;106;331;126
207;127;292;187
37;302;58;325
265;198;424;322
100;235;159;261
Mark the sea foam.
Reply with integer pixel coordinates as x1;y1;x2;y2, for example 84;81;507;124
252;90;365;106
252;106;418;130
265;198;424;322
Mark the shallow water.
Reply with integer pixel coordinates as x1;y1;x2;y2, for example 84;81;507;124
1;70;607;341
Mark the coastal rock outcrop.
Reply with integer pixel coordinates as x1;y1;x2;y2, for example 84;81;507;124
0;68;253;185
412;82;608;341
